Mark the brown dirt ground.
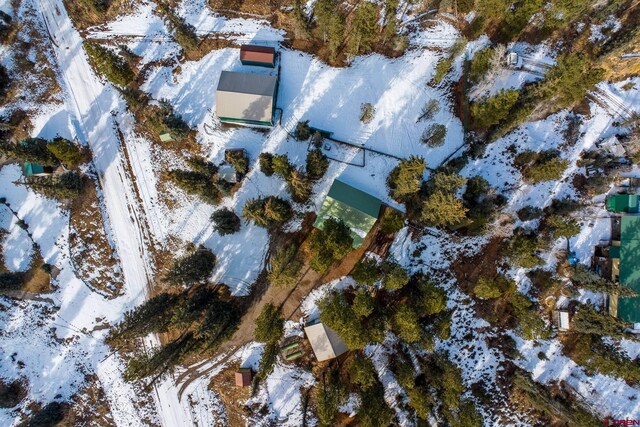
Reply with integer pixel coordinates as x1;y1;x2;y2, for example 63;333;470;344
69;177;124;296
176;216;392;397
208;362;251;427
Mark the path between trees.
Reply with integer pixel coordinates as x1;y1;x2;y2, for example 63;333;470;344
176;220;388;399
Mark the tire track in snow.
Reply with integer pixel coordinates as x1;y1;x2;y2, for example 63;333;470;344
39;1;188;425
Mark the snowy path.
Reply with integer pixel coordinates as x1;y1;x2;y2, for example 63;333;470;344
39;1;189;425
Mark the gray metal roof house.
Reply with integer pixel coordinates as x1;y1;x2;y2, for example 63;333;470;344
216;71;278;127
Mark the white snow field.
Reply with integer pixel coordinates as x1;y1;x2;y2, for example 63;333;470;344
0;0;638;424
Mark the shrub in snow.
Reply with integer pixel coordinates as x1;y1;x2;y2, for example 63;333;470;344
540;54;604;108
0;138;58;166
473;275;516;300
351;258;380;286
471;89;520;129
381;261;409;290
227;150;249;175
544;215;580;239
0;378;26;408
147;101;190;141
420;191;468;227
505;229;545;268
347;356;377;391
318;291;372;349
312;367;347;427
166;169;221;204
28;171;84;200
516;206;543;221
287;168;313;203
515;149;568;184
352;289;375;318
186;156;217;176
0;272;23;291
254;303;284;344
359;102;375;124
271;154;293;178
211;208;240;236
347;2;378;57
417;99;439;123
381;209;405;234
295;120;311;140
392;305;422;342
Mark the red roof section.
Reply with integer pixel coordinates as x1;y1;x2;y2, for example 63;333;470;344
240;45;275;64
235;369;252;387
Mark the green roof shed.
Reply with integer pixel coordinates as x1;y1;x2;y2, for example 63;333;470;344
313;179;382;248
606;194;640;213
23;162;53;177
617;216;640;323
159;132;174;142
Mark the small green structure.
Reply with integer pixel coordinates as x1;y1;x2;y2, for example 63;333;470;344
159;132;174;142
616;216;640;324
606;194;640;213
313;179;382;248
23;162;53;177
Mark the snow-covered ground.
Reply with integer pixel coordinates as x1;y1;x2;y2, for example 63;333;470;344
1;0;638;424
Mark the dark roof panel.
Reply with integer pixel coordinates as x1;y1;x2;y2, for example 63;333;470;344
216;71;277;96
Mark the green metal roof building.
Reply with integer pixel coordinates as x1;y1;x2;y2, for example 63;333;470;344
313;179;382;248
606;194;640;213
617;216;640;324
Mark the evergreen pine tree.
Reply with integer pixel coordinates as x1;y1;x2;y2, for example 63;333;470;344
46;137;83;167
387;155;426;202
166;246;216;287
84;43;135;86
255;303;284;343
211;208;241;235
259;152;274;176
0;138;58;166
347;2;379;58
287;168;313;203
306;149;329;181
28;171;83;200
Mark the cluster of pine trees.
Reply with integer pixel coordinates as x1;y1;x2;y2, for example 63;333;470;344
113;285;239;382
84;43;135;87
287;0;406;64
312;354;394;427
259;148;328;204
0;137;86;200
167;155;242;204
319;269;449;350
393;349;482;426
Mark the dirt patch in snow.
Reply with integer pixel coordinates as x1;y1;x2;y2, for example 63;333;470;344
69;176;124;297
452;236;503;291
208;362;251;427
